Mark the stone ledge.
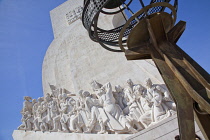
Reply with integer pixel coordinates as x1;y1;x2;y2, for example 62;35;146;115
12;130;131;140
126;115;205;140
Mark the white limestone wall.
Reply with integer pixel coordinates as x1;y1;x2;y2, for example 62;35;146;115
50;0;83;39
13;131;131;140
126;115;205;140
42;0;164;96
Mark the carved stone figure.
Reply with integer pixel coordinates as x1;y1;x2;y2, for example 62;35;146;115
18;111;33;131
33;97;44;131
18;96;33;131
22;96;33;114
124;80;144;130
39;97;50;131
49;99;61;132
145;78;176;111
98;83;125;133
85;90;105;133
67;98;79;133
18;78;176;134
75;91;90;132
141;78;176;127
68;90;88;133
59;96;72;133
136;84;153;128
114;85;127;110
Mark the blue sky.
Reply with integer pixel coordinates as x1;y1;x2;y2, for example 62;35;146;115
0;0;209;140
0;0;66;139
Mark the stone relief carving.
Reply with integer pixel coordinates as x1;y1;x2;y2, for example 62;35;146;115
66;6;83;25
18;78;177;134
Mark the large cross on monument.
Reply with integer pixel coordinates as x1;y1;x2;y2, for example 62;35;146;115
82;0;210;140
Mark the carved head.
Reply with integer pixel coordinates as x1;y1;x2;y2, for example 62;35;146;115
22;107;28;113
126;79;133;86
134;84;144;95
45;93;52;102
24;96;32;101
32;99;37;104
115;85;123;93
62;93;68;101
78;90;84;98
145;78;152;88
38;97;44;103
68;98;76;105
49;84;56;91
24;111;30;115
90;80;103;91
82;91;90;97
95;87;105;97
52;99;58;106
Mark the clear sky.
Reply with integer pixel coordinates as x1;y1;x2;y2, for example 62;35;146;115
0;0;209;140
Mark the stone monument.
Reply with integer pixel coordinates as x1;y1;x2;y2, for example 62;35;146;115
41;0;164;97
12;0;206;140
